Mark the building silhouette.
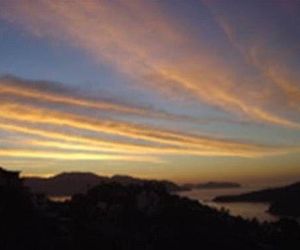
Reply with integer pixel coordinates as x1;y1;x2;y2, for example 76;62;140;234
0;167;22;188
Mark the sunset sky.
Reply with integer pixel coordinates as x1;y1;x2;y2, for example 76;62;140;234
0;0;299;184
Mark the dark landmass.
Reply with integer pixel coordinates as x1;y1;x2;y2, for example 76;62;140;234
24;172;107;196
24;172;187;196
183;181;241;190
1;168;300;250
2;167;300;249
214;182;300;217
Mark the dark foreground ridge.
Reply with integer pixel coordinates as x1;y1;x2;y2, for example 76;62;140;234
1;167;300;250
214;182;300;217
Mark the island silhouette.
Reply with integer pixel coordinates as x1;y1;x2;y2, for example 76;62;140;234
214;182;300;217
182;181;241;190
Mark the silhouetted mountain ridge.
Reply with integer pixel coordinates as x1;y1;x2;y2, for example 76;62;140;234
24;172;186;195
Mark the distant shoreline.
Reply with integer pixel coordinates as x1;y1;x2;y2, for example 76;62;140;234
213;181;300;218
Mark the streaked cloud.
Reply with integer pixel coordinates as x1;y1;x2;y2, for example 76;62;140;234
0;77;294;158
0;76;229;125
0;0;300;181
0;75;177;119
1;0;299;128
1;76;284;158
0;148;162;163
205;0;300;115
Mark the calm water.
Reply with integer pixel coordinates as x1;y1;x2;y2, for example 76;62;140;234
48;196;71;202
49;187;279;222
179;187;279;222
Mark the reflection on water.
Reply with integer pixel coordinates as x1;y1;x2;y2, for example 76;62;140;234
48;196;71;202
49;188;279;222
179;187;278;222
206;201;278;222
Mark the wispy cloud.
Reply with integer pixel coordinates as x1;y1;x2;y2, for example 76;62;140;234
0;96;295;159
1;76;278;158
205;0;300;116
0;76;231;125
0;148;162;163
0;76;177;119
1;0;299;128
1;0;300;176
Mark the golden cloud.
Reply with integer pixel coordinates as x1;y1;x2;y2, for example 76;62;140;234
0;100;294;158
1;0;298;128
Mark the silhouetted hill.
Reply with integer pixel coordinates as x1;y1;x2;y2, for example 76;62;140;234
214;182;300;217
24;172;109;196
2;181;300;250
183;181;241;189
1;167;300;250
111;175;187;192
24;172;186;196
